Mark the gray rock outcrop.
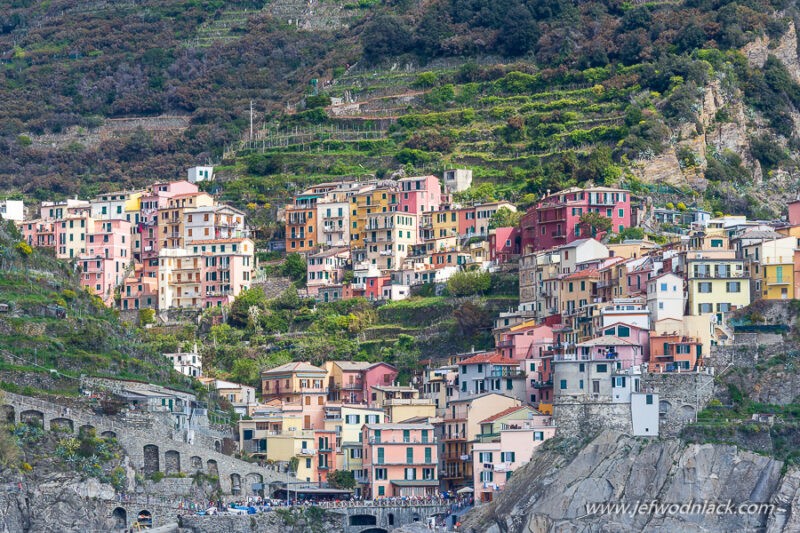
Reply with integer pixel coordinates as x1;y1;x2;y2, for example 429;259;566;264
462;430;790;533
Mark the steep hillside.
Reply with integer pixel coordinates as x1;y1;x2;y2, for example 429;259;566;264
1;0;800;222
0;222;191;394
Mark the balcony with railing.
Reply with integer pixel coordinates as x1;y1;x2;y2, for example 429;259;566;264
368;437;438;444
489;368;525;378
531;379;553;389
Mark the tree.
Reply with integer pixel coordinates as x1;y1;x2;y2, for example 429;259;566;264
230;358;260;387
229;288;268;328
497;4;540;57
361;15;411;63
578;212;612;238
281;253;307;283
327;470;356;490
138;308;156;326
447;270;491;297
489;207;522;229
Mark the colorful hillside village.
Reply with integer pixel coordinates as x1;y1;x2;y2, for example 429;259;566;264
12;168;800;505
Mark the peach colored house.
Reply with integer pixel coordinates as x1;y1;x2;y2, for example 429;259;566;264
261;362;328;430
648;333;704;373
496;322;553;361
361;423;438;498
440;393;521;491
472;406;556;504
120;265;158;311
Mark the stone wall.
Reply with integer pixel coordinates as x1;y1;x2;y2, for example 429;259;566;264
253;277;293;300
641;371;715;437
0;392;285;496
553;371;717;439
552;399;632;440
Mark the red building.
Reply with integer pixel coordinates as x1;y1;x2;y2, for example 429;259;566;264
521;186;632;254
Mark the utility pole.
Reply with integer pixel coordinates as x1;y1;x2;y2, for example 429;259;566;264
249;100;254;142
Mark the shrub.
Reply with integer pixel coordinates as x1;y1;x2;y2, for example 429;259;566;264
447;270;491;297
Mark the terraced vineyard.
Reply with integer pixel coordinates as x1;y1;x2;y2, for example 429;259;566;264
221;63;641;207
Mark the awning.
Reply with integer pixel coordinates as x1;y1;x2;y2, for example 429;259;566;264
390;480;440;487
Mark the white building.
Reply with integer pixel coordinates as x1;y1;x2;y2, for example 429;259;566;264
0;200;24;221
646;273;685;322
559;238;609;275
443;169;472;193
165;349;203;377
188;166;214;184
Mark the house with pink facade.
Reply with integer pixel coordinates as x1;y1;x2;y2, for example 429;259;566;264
472;405;556;504
361;422;438;498
120;265;158;311
599;321;650;362
324;361;398;404
307;246;350;297
79;219;132;306
496;322;553;361
574;335;646;369
488;227;520;264
364;274;391;301
520;186;631;253
398;175;442;215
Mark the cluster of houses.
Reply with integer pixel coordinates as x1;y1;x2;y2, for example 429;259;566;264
15;168;255;310
225;359;553;504
283;169;524;301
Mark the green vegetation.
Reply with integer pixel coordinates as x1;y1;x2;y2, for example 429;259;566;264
0;223;192;395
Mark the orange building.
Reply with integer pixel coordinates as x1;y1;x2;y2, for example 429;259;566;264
648;334;703;373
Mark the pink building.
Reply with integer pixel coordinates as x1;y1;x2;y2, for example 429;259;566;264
361;423;438;498
325;361;398;404
307;247;349;297
398;175;442;215
600;321;650;361
472;406;555;504
489;227;520;264
79;219;132;305
19;220;56;249
789;200;800;226
121;265;158;311
520;186;631;253
575;335;646;369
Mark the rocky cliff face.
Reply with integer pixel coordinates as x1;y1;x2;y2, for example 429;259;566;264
0;470;119;533
461;430;800;533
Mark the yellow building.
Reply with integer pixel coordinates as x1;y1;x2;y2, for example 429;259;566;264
365;212;418;270
742;236;796;300
56;212;93;259
261;362;328;406
686;258;750;323
370;385;436;423
350;184;400;249
158;192;213;250
560;268;600;343
432;209;459;239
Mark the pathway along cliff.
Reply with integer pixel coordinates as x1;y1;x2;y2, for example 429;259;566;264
461;430;800;533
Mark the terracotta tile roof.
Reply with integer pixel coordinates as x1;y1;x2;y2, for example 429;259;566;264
479;406;528;424
564;268;599;280
458;352;518;366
